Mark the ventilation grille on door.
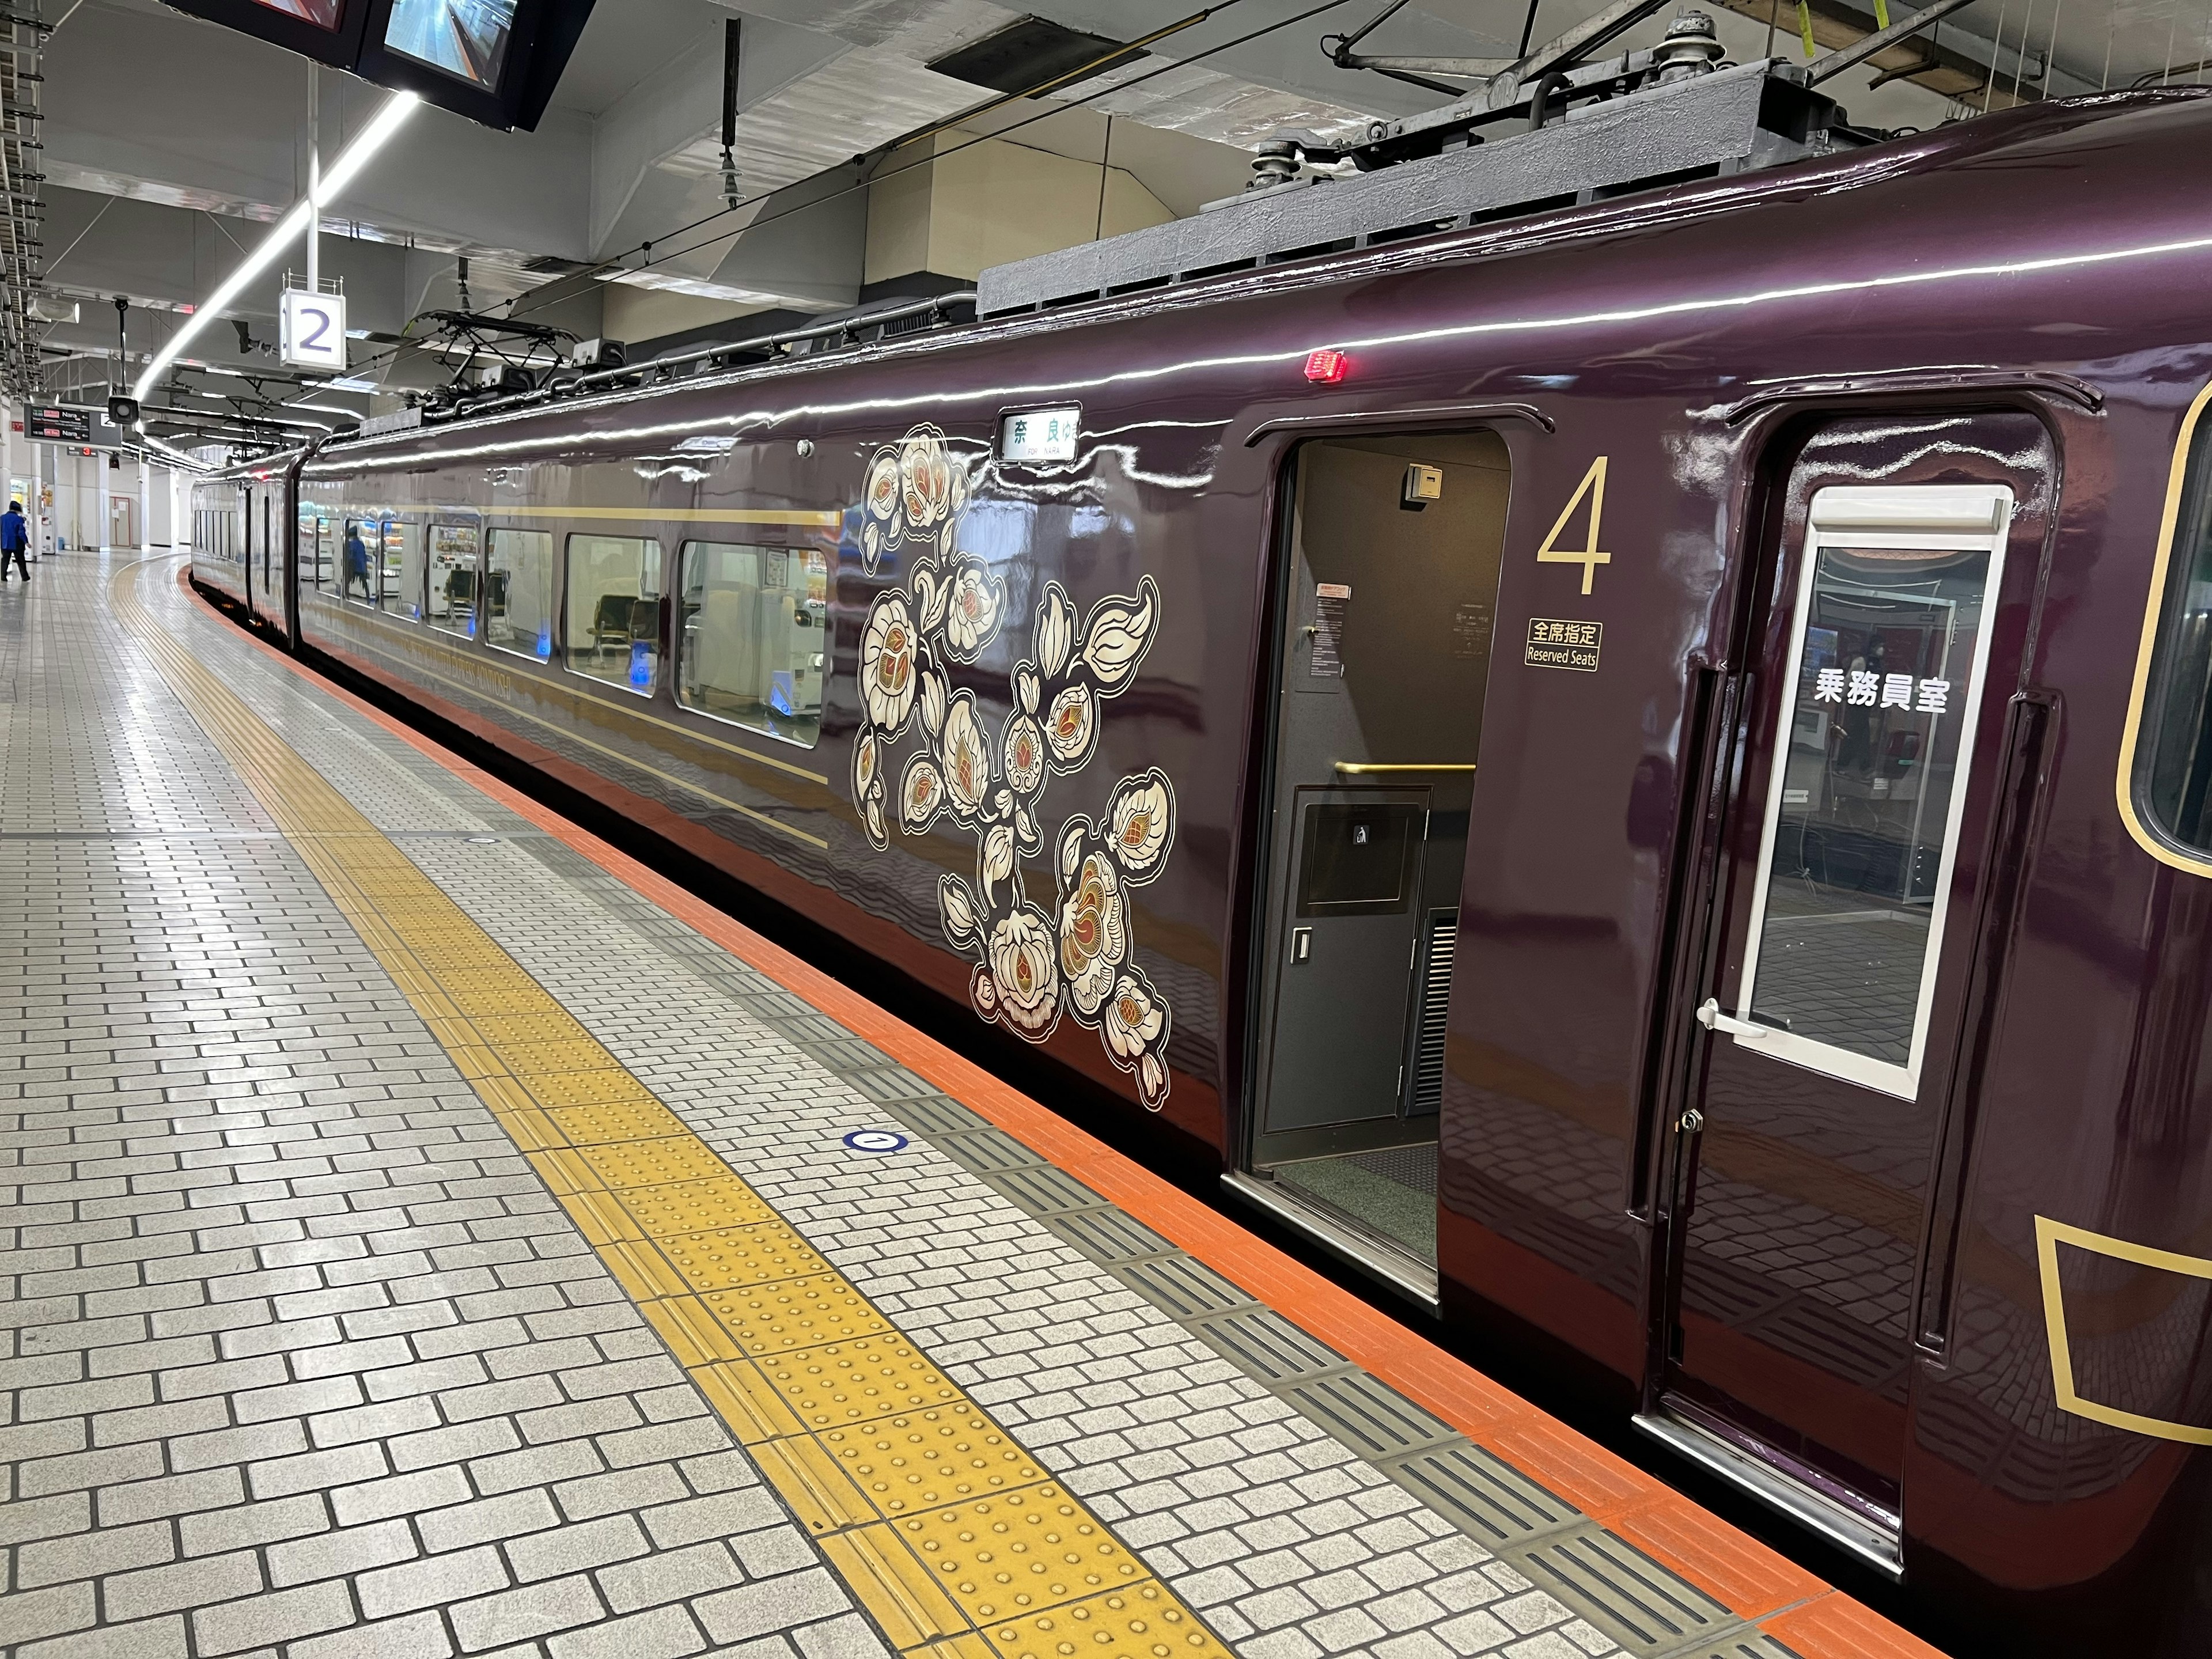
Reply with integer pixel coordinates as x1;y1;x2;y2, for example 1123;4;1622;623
1409;911;1457;1115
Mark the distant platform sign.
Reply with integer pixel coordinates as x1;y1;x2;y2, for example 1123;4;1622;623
25;406;91;444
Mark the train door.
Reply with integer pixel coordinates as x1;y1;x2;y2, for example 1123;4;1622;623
1645;414;2051;1572
242;485;256;613
1239;431;1510;1293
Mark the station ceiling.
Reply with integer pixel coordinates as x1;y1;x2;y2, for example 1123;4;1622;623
21;0;2207;446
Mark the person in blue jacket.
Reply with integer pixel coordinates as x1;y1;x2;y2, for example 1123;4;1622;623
1;499;29;580
343;522;370;599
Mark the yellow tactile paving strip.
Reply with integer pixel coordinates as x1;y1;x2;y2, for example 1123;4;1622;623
115;562;1233;1659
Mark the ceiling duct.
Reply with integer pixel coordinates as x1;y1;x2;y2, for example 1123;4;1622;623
926;17;1146;94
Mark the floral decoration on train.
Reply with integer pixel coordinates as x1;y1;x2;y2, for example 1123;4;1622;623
851;422;1178;1109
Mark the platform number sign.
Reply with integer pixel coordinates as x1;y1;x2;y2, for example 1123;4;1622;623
281;288;348;372
1537;456;1611;594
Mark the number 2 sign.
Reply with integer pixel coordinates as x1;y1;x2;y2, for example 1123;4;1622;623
281;288;348;372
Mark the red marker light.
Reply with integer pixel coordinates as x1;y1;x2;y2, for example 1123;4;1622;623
1304;349;1349;384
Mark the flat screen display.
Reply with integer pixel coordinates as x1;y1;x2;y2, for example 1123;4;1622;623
253;0;344;25
382;0;518;86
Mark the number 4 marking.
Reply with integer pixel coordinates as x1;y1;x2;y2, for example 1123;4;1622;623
1537;456;1611;594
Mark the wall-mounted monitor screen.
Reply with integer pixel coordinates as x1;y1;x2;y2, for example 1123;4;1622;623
252;0;344;28
381;0;518;88
162;0;592;130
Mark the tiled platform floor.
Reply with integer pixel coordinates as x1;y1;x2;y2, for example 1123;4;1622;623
0;551;1943;1659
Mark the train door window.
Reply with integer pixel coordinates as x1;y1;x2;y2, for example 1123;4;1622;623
372;519;411;613
565;535;664;695
2130;402;2212;856
1246;431;1512;1285
337;518;377;603
389;520;427;620
1731;485;2011;1098
300;509;330;594
676;539;828;747
426;522;480;638
486;528;554;660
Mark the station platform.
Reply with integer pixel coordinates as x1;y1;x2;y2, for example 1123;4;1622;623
0;551;1948;1659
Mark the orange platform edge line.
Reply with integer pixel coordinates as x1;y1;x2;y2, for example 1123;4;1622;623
178;565;1944;1659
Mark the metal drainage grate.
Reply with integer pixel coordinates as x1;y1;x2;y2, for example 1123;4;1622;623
885;1095;991;1138
1505;1523;1734;1657
798;1036;902;1073
930;1128;1047;1175
1280;1372;1463;1462
1185;1307;1355;1385
1380;1442;1582;1548
979;1164;1107;1217
838;1067;945;1104
1108;1255;1252;1320
1038;1207;1176;1264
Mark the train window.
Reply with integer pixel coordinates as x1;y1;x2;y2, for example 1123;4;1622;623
565;534;664;696
426;522;480;639
1733;485;2012;1099
337;519;377;603
2134;410;2212;855
389;521;426;620
300;510;331;593
675;540;827;748
486;528;554;661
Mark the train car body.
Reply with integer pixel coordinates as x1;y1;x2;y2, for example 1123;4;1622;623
192;86;2212;1653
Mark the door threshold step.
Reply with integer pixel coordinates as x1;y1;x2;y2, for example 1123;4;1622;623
1634;1405;1903;1579
1223;1170;1440;1308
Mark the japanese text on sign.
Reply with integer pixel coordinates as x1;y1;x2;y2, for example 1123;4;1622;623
1815;668;1949;714
1524;617;1602;672
999;407;1080;463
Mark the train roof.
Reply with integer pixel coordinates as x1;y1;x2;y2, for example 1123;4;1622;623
289;83;2208;476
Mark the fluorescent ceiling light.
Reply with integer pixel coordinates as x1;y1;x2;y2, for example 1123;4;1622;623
134;92;420;405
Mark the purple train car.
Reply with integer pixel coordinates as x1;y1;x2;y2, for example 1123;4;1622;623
192;60;2212;1653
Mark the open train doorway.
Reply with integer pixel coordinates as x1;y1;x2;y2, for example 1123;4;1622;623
1234;431;1511;1298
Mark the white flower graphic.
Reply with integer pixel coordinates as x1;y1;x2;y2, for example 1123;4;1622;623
1103;972;1165;1060
1046;683;1094;767
986;907;1059;1039
1003;713;1046;796
939;874;978;946
1058;853;1126;1018
944;558;1004;660
1036;585;1075;679
849;422;1176;1108
861;593;918;730
900;429;953;527
938;694;990;818
1107;772;1173;874
900;754;946;832
1078;579;1157;688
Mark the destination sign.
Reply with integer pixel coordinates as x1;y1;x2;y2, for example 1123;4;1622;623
24;405;91;444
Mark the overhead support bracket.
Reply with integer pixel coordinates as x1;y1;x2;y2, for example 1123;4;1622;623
1804;0;1977;84
1326;0;1677;106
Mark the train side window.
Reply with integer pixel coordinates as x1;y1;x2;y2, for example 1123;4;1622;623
565;533;663;696
389;520;426;620
2134;410;2212;854
427;522;480;639
1733;484;2013;1099
675;540;827;749
486;528;555;661
336;519;377;603
301;511;330;593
